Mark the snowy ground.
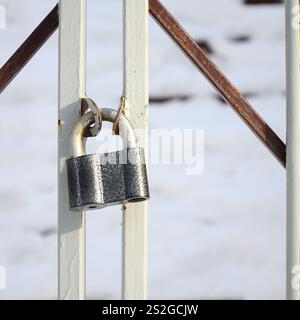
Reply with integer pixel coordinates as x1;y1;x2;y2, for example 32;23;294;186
0;0;286;299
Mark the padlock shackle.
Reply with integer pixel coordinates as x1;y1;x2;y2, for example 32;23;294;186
101;108;137;149
70;111;95;158
70;108;137;158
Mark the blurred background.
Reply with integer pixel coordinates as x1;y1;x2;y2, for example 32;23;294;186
0;0;285;299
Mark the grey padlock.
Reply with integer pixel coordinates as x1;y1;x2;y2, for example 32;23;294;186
66;108;150;211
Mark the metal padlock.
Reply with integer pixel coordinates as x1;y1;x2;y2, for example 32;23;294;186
66;108;150;211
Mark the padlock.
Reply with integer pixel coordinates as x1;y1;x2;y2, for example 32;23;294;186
66;108;150;211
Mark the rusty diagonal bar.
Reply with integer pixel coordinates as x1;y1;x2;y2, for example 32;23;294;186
0;1;286;167
0;4;58;94
149;0;286;168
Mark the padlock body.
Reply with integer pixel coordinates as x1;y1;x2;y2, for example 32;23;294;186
67;148;149;210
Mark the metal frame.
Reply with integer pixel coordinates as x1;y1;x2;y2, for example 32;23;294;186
0;1;286;167
286;0;300;300
122;0;149;300
0;0;294;300
58;0;87;300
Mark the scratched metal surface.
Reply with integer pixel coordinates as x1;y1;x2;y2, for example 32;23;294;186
67;148;149;210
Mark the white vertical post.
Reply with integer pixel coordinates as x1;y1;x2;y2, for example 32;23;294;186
58;0;86;300
286;0;300;300
122;0;149;300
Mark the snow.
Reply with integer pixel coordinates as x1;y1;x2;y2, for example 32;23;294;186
0;0;285;299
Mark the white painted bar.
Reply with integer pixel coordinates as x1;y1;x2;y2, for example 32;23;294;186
122;0;149;300
58;0;87;300
286;0;300;300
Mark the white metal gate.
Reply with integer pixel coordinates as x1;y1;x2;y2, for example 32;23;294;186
58;0;148;300
0;0;299;300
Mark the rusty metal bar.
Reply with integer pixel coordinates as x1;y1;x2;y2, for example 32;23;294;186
0;4;59;94
149;0;286;168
